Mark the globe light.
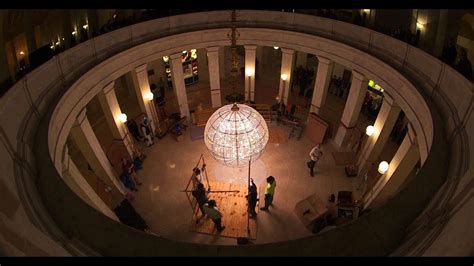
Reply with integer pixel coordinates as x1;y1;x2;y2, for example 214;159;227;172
204;103;269;168
366;125;375;136
118;113;127;123
281;74;288;81
378;161;389;174
145;92;154;101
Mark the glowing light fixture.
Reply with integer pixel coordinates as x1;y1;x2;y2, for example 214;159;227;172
83;24;89;30
246;68;254;77
363;9;370;13
72;31;77;36
281;74;288;81
204;103;269;168
378;161;389;174
416;21;424;30
118;113;127;123
366;125;375;136
145;92;154;101
274;46;279;50
19;51;24;55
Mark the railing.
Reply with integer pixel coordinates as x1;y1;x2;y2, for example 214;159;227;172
2;9;471;98
0;10;471;256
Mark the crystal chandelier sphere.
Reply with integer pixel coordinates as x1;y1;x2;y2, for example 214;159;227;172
204;103;269;168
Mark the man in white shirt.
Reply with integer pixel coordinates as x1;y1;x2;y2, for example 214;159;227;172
203;200;225;231
307;144;323;177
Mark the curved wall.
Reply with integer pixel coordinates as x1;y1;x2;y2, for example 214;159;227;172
0;10;472;256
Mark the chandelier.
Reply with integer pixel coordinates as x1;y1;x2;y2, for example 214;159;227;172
204;103;269;168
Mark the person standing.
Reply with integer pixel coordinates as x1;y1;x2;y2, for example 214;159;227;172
192;182;209;218
122;157;142;186
247;178;258;218
203;200;225;231
260;176;276;211
140;117;153;147
307;144;323;177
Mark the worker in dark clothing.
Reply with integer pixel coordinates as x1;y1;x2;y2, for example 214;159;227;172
192;182;209;217
247;178;258;218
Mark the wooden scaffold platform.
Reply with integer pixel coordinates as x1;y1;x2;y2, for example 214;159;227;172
182;155;258;240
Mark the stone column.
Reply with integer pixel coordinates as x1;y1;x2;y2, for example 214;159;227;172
97;81;135;159
279;48;294;105
69;108;126;195
197;48;209;82
170;52;191;120
356;94;401;176
333;71;369;147
364;124;420;208
310;56;334;114
207;47;221;108
244;45;257;102
62;146;119;221
133;64;158;133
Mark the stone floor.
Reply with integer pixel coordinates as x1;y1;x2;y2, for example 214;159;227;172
131;125;365;245
69;64;404;245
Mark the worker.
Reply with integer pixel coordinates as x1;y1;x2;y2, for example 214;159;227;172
260;176;276;211
192;182;209;217
203;200;225;231
307;144;323;177
247;178;258;218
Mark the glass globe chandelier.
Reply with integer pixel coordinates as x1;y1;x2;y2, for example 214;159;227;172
204;103;269;168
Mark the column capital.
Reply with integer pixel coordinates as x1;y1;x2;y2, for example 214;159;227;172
352;70;368;82
77;108;87;126
280;48;294;55
244;45;257;51
207;46;220;53
170;52;183;60
103;81;115;94
135;63;147;74
317;56;331;65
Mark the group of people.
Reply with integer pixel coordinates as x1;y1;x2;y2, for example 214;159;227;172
191;176;278;232
441;40;473;81
126;115;155;147
292;65;315;98
120;157;143;192
328;75;350;99
362;92;382;121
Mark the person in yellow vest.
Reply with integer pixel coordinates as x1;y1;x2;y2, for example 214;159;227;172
203;200;225;231
260;176;276;211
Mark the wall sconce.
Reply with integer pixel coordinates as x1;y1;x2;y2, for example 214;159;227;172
281;74;288;81
246;68;254;77
363;9;370;14
273;46;279;50
416;21;424;30
118;113;127;123
82;24;89;30
72;31;77;36
145;92;154;101
366;125;375;136
19;51;24;56
378;161;389;174
50;45;54;49
55;41;60;46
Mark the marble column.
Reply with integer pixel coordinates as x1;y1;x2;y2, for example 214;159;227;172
197;48;209;82
333;71;369;147
170;52;191;120
279;48;294;105
133;64;159;133
62;146;119;221
356;94;401;176
364;124;420;208
69;108;126;195
244;45;257;102
97;81;135;159
310;56;334;114
207;47;222;108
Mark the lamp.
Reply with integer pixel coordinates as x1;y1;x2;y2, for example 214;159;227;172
280;74;288;107
83;24;89;30
118;113;127;123
378;161;389;174
204;103;269;168
366;125;375;136
274;46;279;50
145;92;154;101
246;68;254;103
19;51;24;56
